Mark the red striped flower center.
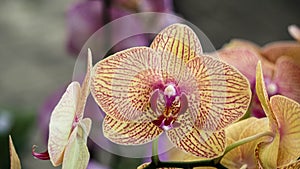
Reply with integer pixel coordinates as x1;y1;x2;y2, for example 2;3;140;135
150;84;188;131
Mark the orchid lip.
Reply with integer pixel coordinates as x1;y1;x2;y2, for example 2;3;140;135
32;145;50;160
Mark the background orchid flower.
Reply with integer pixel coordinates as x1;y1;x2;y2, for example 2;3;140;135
218;39;300;118
91;23;251;158
220;117;269;169
33;49;93;169
9;135;21;169
255;61;300;168
66;0;178;55
288;25;300;42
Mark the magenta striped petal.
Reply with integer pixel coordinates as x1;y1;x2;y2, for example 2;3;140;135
91;47;162;122
183;55;251;131
103;116;163;145
167;127;225;158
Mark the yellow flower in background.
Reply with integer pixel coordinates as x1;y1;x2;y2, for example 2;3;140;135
33;49;93;169
255;61;300;168
220;117;269;169
91;23;251;158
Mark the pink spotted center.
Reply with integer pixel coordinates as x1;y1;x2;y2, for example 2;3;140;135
150;84;188;131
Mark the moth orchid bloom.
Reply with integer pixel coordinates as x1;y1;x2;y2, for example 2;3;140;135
220;117;269;169
32;49;93;169
91;23;251;158
255;61;300;168
218;39;300;118
288;25;300;42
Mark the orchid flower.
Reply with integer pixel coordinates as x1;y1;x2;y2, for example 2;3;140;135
9;135;21;169
218;39;300;118
32;49;93;169
255;61;300;168
91;23;251;158
220;117;269;169
288;25;300;42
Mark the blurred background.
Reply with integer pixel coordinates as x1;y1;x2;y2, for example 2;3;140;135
0;0;299;168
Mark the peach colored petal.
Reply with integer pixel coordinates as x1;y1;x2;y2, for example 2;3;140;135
76;48;93;120
9;135;21;169
48;82;80;166
270;95;300;166
185;55;251;131
218;48;259;83
288;25;300;42
222;39;261;53
262;41;300;65
91;47;161;122
103;115;163;145
62;125;90;169
167;127;225;158
274;56;300;103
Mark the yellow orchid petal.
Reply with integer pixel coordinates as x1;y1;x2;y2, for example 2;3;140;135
279;160;300;169
255;61;278;129
48;82;81;166
150;23;202;77
221;117;269;169
9;135;21;169
288;25;300;42
167;127;225;158
255;61;280;168
91;47;161;122
79;118;92;143
103;115;163;145
62;125;89;169
262;41;300;65
185;55;251;131
270;95;300;166
76;48;93;120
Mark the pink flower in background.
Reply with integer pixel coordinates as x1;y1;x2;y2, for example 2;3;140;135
218;37;300;118
66;0;178;55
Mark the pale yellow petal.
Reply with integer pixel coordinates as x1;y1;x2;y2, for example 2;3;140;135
185;55;251;131
9;135;21;169
91;47;161;122
62;126;90;169
48;82;80;166
76;48;93;120
288;25;300;42
270;95;300;166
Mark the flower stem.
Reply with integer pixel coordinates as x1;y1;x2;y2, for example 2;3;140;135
151;138;160;166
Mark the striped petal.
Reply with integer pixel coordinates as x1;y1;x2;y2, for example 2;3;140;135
274;56;300;103
270;95;300;166
91;47;162;122
279;160;300;169
62;125;90;169
103;116;163;145
150;23;202;81
262;41;300;65
48;82;80;166
167;127;225;158
76;48;93;120
183;55;251;131
9;135;21;169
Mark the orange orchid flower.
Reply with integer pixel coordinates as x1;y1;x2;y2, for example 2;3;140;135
32;49;93;169
91;23;251;158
